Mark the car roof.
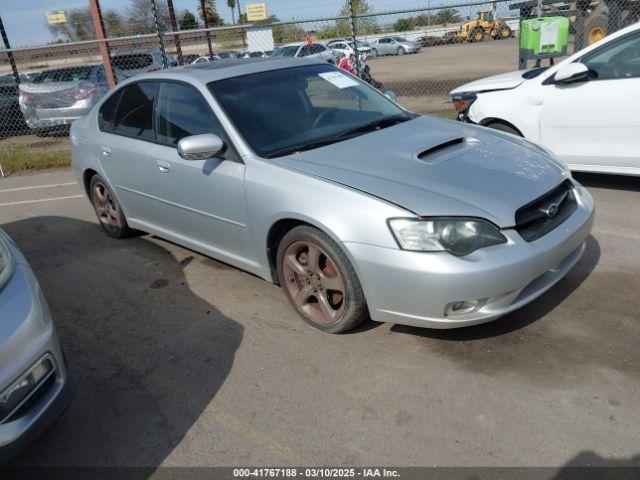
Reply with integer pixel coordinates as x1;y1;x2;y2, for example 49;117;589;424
121;57;326;86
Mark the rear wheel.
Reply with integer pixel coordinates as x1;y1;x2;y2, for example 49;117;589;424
277;226;368;333
371;48;379;58
585;12;608;45
499;25;512;39
89;174;132;238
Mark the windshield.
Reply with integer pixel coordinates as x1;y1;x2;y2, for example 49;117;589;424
271;46;300;57
208;64;412;158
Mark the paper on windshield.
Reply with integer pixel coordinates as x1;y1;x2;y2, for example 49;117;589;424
318;71;358;89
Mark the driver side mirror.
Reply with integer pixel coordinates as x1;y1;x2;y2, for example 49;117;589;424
177;133;225;160
554;62;592;84
385;90;397;102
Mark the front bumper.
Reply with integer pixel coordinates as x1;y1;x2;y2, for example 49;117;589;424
347;182;594;329
0;237;73;463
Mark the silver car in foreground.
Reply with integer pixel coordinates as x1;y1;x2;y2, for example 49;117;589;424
70;58;594;333
0;229;73;462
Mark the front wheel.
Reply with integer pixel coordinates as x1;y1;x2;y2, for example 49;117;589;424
485;122;522;137
89;174;132;238
277;226;368;333
397;47;406;55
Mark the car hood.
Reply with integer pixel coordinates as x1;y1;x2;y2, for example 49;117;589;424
450;69;526;94
271;116;568;227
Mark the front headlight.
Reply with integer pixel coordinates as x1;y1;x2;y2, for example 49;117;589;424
388;217;507;256
0;234;15;291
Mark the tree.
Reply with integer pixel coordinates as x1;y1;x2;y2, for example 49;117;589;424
436;8;461;26
179;9;198;30
336;0;378;36
47;7;128;41
394;18;413;32
127;0;170;33
227;0;236;24
198;0;225;27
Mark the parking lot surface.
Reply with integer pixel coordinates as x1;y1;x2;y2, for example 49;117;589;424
0;169;639;467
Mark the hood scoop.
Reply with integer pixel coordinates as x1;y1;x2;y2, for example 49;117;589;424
415;136;482;165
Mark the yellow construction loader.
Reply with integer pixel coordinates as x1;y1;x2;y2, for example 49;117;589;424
457;10;513;42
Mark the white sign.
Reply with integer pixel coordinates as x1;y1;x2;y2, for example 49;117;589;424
318;71;358;89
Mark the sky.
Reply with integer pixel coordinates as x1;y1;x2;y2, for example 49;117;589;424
0;0;498;48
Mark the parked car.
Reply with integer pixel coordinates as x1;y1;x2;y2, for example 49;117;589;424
112;50;176;77
373;36;422;55
70;58;594;334
0;73;38;134
239;51;269;58
271;42;337;63
18;64;124;134
177;53;200;65
216;51;241;59
327;39;375;59
451;22;640;176
0;228;74;463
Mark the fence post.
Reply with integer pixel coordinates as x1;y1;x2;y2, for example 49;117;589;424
88;0;116;88
349;0;361;76
0;15;21;87
199;0;215;60
167;0;183;64
150;0;168;68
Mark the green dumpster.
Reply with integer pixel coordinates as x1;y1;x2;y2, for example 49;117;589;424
520;16;569;59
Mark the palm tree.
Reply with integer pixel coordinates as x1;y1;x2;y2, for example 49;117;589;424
198;0;224;26
227;0;236;24
436;8;461;26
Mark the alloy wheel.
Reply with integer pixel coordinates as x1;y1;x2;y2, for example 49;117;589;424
282;241;346;326
92;181;122;229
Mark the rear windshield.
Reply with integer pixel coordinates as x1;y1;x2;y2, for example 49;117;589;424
272;46;299;57
34;66;93;83
113;54;153;71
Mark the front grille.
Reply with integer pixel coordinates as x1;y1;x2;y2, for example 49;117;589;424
515;180;577;242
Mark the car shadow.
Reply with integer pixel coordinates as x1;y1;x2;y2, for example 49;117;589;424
391;234;601;341
2;216;244;471
573;172;640;193
550;451;640;479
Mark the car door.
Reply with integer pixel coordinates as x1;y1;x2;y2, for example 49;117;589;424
379;38;393;55
146;81;253;262
540;30;640;171
97;80;159;223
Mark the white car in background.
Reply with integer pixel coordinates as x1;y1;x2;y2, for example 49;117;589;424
451;22;640;176
327;39;375;59
271;42;337;63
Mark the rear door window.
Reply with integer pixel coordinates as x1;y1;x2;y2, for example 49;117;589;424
112;81;157;140
98;89;122;132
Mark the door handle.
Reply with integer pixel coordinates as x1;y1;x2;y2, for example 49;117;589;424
156;160;170;173
100;146;111;158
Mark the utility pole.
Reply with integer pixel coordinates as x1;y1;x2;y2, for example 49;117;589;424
167;0;183;64
537;0;543;16
88;0;116;87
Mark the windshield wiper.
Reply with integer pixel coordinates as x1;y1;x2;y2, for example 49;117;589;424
336;114;414;139
264;138;344;159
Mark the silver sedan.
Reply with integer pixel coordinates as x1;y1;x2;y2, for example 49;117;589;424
0;229;73;462
70;58;594;333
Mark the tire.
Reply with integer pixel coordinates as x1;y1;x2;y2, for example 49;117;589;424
89;174;132;238
276;225;368;333
397;47;405;55
499;25;512;39
584;12;608;45
485;122;522;137
471;28;485;43
371;48;378;58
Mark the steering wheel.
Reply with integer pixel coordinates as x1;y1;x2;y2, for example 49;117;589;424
312;108;339;129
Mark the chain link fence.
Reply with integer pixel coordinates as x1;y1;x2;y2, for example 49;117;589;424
0;0;638;175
